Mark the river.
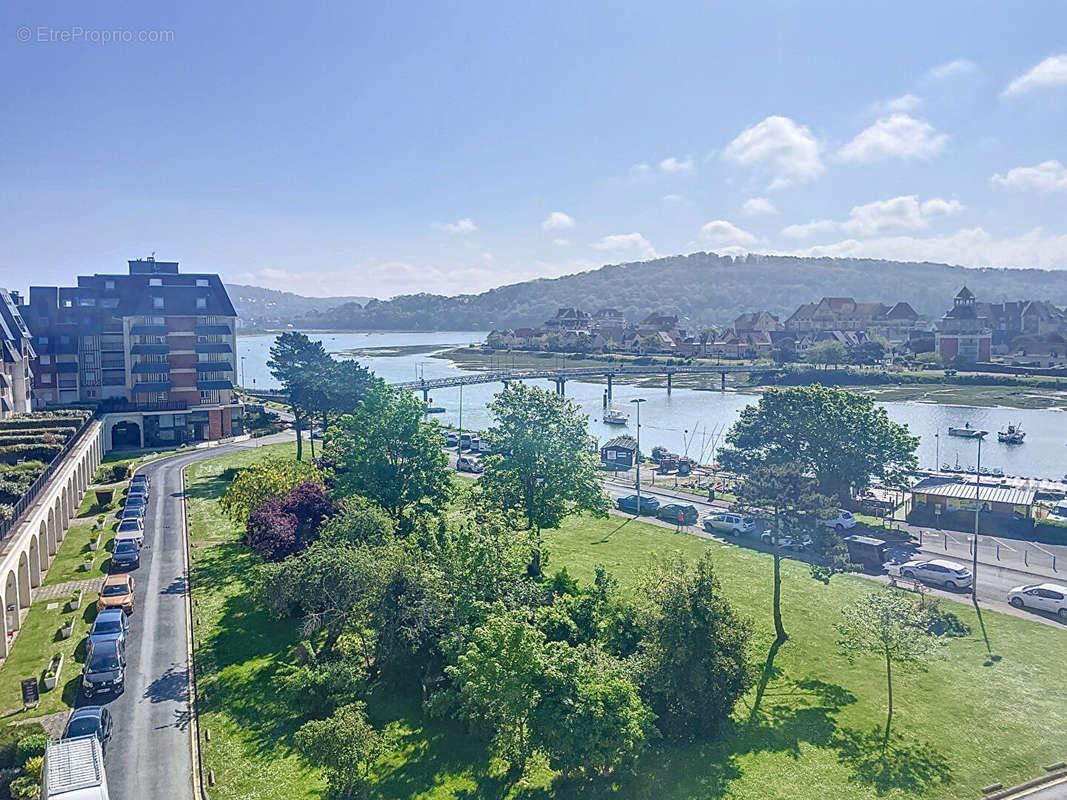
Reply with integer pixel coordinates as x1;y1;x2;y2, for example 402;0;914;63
238;331;1067;481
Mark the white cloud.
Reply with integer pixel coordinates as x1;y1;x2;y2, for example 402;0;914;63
591;233;657;259
659;156;694;173
1002;54;1067;97
780;195;963;239
784;227;1067;270
925;58;979;81
700;220;757;247
742;197;778;216
631;162;651;173
723;115;824;190
837;114;948;163
553;238;570;247
431;217;477;234
991;160;1067;192
781;219;838;239
662;194;685;203
540;211;575;231
871;94;924;115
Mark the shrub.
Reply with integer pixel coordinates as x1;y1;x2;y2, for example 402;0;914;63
94;462;131;483
15;733;48;763
22;755;43;782
0;443;63;465
244;496;298;561
0;723;46;770
9;774;38;800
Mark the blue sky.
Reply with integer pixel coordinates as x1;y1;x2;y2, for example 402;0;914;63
2;1;1066;297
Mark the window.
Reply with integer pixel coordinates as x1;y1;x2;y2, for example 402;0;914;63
104;280;115;290
39;336;48;345
39;355;51;365
41;374;52;384
196;297;207;309
196;279;209;287
101;298;119;309
149;278;163;287
152;296;164;309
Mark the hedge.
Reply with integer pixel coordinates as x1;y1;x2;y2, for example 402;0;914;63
0;432;76;447
0;416;87;432
0;443;63;465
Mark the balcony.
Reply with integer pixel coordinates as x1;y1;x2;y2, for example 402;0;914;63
55;362;80;373
195;342;232;354
132;381;172;393
197;380;234;391
131;343;170;355
132;360;170;373
129;324;168;336
195;324;232;336
195;361;233;372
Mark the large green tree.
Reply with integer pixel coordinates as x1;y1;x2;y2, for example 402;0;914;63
219;456;323;526
478;383;609;575
268;332;331;459
734;463;838;643
295;701;385;799
325;379;452;527
718;385;918;501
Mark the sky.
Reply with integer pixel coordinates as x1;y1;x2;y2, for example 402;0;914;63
2;1;1066;298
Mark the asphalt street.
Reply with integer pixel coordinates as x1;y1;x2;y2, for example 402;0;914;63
83;433;292;800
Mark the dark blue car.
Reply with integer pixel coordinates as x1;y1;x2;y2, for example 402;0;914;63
616;494;660;515
110;539;141;570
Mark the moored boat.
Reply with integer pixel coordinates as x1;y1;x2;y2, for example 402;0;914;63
603;407;629;425
997;423;1025;444
948;423;987;438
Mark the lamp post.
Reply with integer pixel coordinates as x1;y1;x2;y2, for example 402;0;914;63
934;431;939;472
631;398;646;511
972;435;982;602
240;355;246;389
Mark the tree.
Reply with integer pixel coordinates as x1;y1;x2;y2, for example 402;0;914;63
836;589;941;749
319;496;396;548
220;456;323;526
295;701;385;799
268;332;332;459
851;339;887;365
477;383;609;575
325;379;453;528
322;359;373;432
244;495;299;561
718;385;919;502
734;463;838;643
805;339;849;368
633;552;752;740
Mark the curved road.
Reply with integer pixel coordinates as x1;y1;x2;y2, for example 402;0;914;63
79;433;292;800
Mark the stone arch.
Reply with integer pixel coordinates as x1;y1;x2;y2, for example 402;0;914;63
47;507;56;548
108;417;143;451
16;553;30;609
4;570;19;642
28;535;41;589
53;497;65;542
60;492;68;530
42;520;55;558
68;479;77;518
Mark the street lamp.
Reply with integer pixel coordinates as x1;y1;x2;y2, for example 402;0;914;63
240;355;246;388
972;435;982;602
630;398;646;511
934;431;940;472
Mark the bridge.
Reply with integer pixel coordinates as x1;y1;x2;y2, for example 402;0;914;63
392;363;780;399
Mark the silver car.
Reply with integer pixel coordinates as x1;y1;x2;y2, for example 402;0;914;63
1007;583;1067;620
891;558;972;590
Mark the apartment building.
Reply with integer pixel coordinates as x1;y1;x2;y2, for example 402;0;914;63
20;257;243;449
0;291;35;418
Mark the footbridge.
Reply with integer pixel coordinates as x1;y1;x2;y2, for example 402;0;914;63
393;363;779;398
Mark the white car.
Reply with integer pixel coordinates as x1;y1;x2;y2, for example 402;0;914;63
1007;583;1067;620
820;510;857;531
702;513;757;535
889;559;972;590
760;532;811;550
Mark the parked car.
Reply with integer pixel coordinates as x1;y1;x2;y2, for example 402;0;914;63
820;509;857;531
474;440;492;453
62;706;114;754
126;485;149;502
458;433;472;450
97;573;136;614
88;607;129;648
442;432;459;447
760;532;812;550
110;539;141;570
657;503;699;525
120;505;144;522
456;456;484;474
130;473;150;487
703;513;758;535
616;494;660;515
44;737;110;800
82;639;126;698
116;516;144;536
123;494;146;510
1007;582;1067;619
888;559;972;590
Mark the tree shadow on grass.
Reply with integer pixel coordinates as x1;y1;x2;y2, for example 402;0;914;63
183;469;238;502
831;726;953;796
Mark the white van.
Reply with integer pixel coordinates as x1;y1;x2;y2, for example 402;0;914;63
43;736;110;800
113;527;143;548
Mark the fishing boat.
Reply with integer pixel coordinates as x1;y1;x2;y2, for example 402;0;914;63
948;422;987;438
602;407;629;425
997;423;1025;444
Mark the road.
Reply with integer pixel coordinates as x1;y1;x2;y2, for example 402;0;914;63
78;433;292;800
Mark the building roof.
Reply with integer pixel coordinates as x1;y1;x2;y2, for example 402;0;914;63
956;286;975;300
884;301;919;320
602;435;638;451
910;476;1035;507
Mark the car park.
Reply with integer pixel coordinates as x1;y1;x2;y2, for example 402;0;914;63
110;539;141;570
82;639;126;698
820;509;857;530
703;513;758;535
456;455;484;473
616;494;660;515
657;503;699;525
88;607;130;648
97;573;136;614
1007;582;1067;620
62;706;114;754
888;558;973;590
760;531;812;550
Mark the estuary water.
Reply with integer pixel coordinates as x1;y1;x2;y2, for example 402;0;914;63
238;331;1067;480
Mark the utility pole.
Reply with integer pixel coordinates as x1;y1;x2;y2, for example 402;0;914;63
934;431;939;471
631;398;646;511
972;435;981;602
458;384;463;450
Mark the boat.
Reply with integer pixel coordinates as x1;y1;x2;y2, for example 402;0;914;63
948;422;987;438
423;406;446;414
997;423;1025;444
603;407;629;425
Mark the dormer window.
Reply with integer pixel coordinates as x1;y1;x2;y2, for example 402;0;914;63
104;280;115;290
196;279;209;287
149;278;163;287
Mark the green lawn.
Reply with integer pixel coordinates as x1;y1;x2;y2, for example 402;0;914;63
185;446;1067;800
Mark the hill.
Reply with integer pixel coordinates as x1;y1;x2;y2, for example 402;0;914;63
226;284;371;328
292;252;1067;330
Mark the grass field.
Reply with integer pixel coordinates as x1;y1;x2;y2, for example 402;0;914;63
186;445;1067;800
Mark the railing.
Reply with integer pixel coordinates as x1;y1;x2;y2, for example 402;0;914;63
123;400;189;412
0;413;96;544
